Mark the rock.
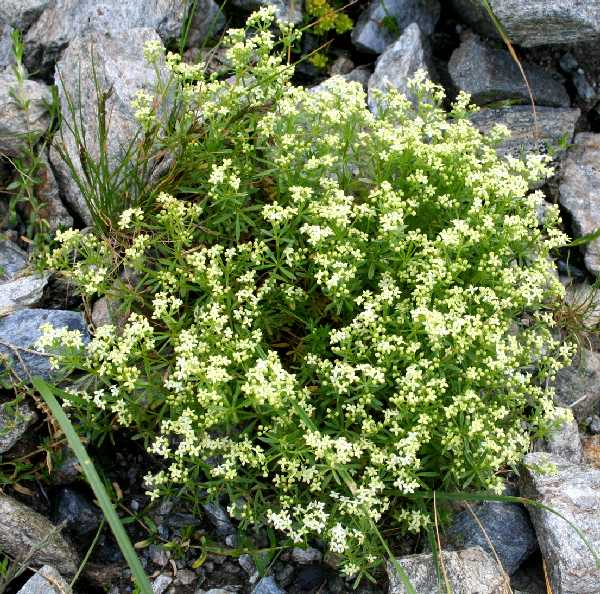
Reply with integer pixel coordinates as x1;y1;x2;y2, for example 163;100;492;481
51;28;168;225
0;1;48;31
23;0;215;74
0;71;52;157
149;544;170;567
152;574;173;594
0;309;89;382
291;546;323;565
0;238;28;280
582;435;600;468
16;565;72;594
174;569;197;586
469;106;580;158
573;71;597;105
202;502;235;538
293;564;327;591
0;273;49;316
521;452;600;594
446;500;537;575
450;0;600;48
539;407;583;464
54;488;102;537
230;0;302;24
351;0;440;55
554;348;600;420
48;447;82;484
187;0;226;46
329;55;354;76
448;34;570;108
590;416;600;435
0;22;15;71
310;68;371;94
0;494;78;576
36;152;74;235
367;23;435;113
251;576;285;594
387;547;509;593
559;133;600;276
0;400;37;453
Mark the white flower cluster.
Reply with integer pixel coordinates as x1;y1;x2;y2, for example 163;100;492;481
41;10;573;576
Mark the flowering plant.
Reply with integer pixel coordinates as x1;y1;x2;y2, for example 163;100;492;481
39;8;571;577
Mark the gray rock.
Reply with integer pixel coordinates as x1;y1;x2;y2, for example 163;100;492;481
54;488;102;537
469;106;580;158
521;452;600;594
0;400;37;453
0;22;15;71
554;347;600;420
149;544;170;567
0;494;79;576
387;547;509;593
23;0;213;74
559;133;600;276
368;23;435;113
0;71;52;157
202;502;235;538
291;546;323;564
37;152;74;235
446;500;537;575
0;0;48;30
450;0;600;48
351;0;440;55
187;0;226;46
0;273;49;316
0;238;28;280
230;0;302;24
448;34;570;108
51;28;168;224
590;416;600;435
16;565;72;594
573;71;597;105
152;575;173;594
538;408;583;464
0;309;89;382
309;68;371;94
251;576;285;594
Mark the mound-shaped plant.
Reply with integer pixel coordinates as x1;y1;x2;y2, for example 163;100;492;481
39;8;571;577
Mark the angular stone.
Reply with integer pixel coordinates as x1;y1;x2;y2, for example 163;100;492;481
0;309;89;382
450;0;600;48
449;34;570;107
0;0;48;31
368;23;435;113
469;106;580;157
0;238;28;280
291;546;323;564
0;494;79;576
0;22;15;71
387;547;509;593
202;501;235;538
539;407;583;464
23;0;205;74
559;133;600;276
152;574;173;594
0;71;52;157
351;0;440;55
521;452;600;594
554;347;600;420
51;28;168;225
446;500;537;575
36;152;74;235
251;576;285;594
0;273;49;316
16;565;72;594
0;400;37;453
187;0;226;46
54;488;102;537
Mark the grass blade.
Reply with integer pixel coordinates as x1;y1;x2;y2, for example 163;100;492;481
32;377;153;594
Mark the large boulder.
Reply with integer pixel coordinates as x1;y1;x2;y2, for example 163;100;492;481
451;0;600;48
50;28;168;224
387;547;509;593
521;452;600;594
351;0;440;55
0;494;79;576
0;273;49;316
448;33;570;107
0;71;52;157
0;0;48;31
23;0;223;74
469;106;580;157
367;23;435;113
559;133;600;276
0;308;89;382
